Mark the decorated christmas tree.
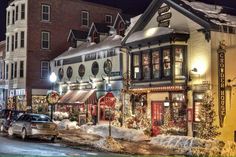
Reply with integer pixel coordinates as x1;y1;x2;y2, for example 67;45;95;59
196;92;220;140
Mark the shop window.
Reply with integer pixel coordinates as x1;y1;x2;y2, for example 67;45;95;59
132;54;140;80
78;64;85;78
58;68;64;81
193;93;204;122
142;53;150;80
131;94;147;115
152;50;160;79
163;49;171;77
104;59;112;75
66;66;73;80
175;47;184;77
91;61;99;76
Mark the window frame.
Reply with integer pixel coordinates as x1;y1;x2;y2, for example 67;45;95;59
20;61;24;78
21;4;25;20
15;32;18;49
11;63;14;80
41;4;51;22
81;11;89;27
20;31;25;48
14;62;17;78
6;36;9;52
11;35;14;51
7;11;10;25
41;31;50;50
6;64;8;80
40;61;50;79
16;5;18;21
105;15;112;24
12;10;15;24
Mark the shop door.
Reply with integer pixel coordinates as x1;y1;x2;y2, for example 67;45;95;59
151;101;163;136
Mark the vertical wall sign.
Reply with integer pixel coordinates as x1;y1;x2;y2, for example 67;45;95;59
217;41;226;127
157;5;171;27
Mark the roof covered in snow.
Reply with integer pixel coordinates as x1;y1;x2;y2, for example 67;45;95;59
122;0;236;45
68;29;88;42
55;35;123;60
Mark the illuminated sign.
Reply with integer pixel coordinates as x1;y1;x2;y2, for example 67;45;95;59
218;42;226;127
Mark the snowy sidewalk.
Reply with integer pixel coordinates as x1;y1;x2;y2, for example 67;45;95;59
58;127;183;155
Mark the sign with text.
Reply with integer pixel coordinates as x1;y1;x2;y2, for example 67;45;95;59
157;5;171;27
217;43;226;127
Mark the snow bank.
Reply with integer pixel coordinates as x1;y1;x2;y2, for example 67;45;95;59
150;135;222;156
81;124;149;142
54;119;79;130
53;111;69;120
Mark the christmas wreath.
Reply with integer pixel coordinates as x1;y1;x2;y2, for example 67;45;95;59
46;91;60;105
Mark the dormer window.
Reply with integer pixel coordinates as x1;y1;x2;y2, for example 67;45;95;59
91;31;99;43
117;21;125;37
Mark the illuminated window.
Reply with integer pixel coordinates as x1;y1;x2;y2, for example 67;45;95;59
152;50;160;79
163;49;171;77
133;54;140;80
142;53;150;80
175;47;184;76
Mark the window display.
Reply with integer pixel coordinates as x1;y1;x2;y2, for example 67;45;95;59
163;49;171;77
142;53;150;79
152;51;160;79
175;47;184;76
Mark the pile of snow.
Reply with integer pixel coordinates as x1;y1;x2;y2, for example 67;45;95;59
54;119;79;130
150;135;221;156
81;124;149;142
94;136;124;152
53;111;69;120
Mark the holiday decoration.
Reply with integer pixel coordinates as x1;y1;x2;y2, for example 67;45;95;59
46;91;60;105
196;92;220;140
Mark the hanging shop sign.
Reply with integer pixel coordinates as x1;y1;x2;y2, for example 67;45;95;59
104;92;116;108
217;41;226;127
187;108;193;122
157;5;171;27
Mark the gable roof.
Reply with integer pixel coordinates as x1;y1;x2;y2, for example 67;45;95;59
122;0;236;45
67;29;88;42
87;23;110;37
113;13;132;28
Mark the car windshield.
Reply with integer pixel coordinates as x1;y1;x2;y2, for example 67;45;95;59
31;115;51;122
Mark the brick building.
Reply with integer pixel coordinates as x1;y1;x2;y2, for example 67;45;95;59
4;0;121;112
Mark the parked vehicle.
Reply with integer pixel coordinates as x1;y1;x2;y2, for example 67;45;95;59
0;109;25;132
8;113;58;141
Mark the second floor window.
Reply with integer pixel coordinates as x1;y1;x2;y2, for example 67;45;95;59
6;64;8;80
81;11;89;27
41;61;50;78
12;10;15;24
21;4;25;20
11;63;14;80
20;31;25;48
41;31;50;49
41;4;50;21
20;61;24;78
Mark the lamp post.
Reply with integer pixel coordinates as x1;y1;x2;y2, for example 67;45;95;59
49;72;57;120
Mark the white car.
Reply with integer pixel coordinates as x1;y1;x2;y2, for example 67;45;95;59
8;113;58;141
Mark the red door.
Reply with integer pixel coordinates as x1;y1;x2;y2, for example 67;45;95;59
151;101;164;136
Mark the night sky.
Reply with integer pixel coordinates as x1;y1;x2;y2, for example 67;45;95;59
0;0;236;41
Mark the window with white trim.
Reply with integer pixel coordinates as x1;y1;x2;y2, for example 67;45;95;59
21;4;25;20
11;35;14;51
7;11;10;25
5;64;8;80
41;31;50;49
41;4;50;21
11;63;14;80
12;10;15;24
15;32;18;49
81;11;89;27
20;61;24;78
41;61;50;79
105;15;112;24
6;36;9;51
14;62;17;78
20;31;25;48
16;5;18;21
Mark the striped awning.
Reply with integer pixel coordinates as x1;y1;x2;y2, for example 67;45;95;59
58;90;97;105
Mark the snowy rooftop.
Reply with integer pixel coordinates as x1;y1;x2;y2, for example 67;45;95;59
182;0;236;27
55;35;123;60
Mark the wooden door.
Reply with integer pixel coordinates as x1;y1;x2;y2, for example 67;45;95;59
151;101;163;136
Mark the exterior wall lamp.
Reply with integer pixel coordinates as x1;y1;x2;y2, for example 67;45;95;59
188;68;198;82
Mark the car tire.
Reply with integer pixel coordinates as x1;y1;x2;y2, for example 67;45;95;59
21;128;27;140
8;126;13;136
0;124;4;132
51;136;57;143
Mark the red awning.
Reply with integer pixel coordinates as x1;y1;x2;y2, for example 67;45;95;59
58;90;97;105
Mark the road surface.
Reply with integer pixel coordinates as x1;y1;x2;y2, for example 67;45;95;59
0;133;122;156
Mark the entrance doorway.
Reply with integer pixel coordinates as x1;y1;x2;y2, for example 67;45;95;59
151;101;164;136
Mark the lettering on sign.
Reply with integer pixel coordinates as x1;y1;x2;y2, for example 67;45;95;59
158;5;170;14
156;5;171;27
217;44;226;127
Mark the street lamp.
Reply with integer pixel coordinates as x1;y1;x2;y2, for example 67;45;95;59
49;72;57;120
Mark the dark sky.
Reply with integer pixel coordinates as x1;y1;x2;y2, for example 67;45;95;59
0;0;236;41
